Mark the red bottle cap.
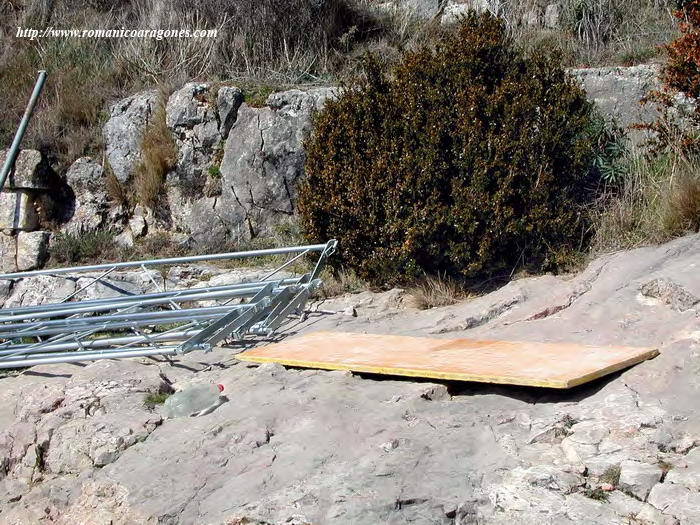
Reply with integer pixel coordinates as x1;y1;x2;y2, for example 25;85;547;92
217;384;224;392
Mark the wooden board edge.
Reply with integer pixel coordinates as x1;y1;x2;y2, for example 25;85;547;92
236;354;572;389
564;348;660;388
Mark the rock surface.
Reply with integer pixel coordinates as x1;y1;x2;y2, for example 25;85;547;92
570;65;661;142
166;82;223;199
15;231;50;271
0;233;699;523
103;90;158;183
61;157;112;234
619;460;663;501
0;149;50;190
183;87;337;244
0;190;38;231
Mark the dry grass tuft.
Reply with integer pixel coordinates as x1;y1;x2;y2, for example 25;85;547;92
504;0;677;67
132;90;177;208
408;273;466;310
104;160;129;207
316;268;368;298
663;171;700;235
592;149;700;252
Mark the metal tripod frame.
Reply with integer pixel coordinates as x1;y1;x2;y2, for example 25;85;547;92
0;240;337;369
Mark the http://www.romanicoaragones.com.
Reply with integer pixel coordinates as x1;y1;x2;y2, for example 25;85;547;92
15;27;218;41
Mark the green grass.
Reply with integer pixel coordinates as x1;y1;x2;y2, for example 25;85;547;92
584;487;609;501
592;150;700;253
600;465;621;486
241;84;278;107
144;392;171;410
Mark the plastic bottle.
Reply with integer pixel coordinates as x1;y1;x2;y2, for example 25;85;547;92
163;383;225;418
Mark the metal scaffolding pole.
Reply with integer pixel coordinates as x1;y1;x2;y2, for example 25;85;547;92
0;240;337;369
0;71;47;192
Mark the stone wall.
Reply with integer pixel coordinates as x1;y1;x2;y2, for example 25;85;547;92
382;0;563;28
569;64;662;144
92;83;337;248
0;149;54;272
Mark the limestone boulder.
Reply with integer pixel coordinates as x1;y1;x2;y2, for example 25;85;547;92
15;231;50;271
186;87;337;244
0;149;50;190
0;232;16;273
618;460;662;501
61;157;112;234
103;90;158;183
570;65;661;143
166;83;223;196
2;274;77;308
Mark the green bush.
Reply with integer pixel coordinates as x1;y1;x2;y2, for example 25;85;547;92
298;13;598;285
50;230;118;265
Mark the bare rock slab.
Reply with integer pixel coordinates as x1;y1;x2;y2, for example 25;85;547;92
15;230;50;271
648;482;700;523
665;448;700;490
619;460;662;501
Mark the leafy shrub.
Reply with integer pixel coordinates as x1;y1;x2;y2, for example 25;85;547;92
299;13;597;284
640;0;700;154
587;114;629;185
50;230;119;264
664;0;700;98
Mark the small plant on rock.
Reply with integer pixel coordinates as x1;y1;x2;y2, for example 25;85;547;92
50;230;119;264
132;91;178;208
408;273;466;310
583;487;609;501
600;465;621;486
144;392;171;410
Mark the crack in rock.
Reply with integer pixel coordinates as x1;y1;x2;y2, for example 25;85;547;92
518;261;608;323
434;294;524;334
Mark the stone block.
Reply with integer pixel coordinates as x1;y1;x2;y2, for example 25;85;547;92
648;482;700;523
0;231;16;273
16;230;50;271
619;460;662;501
0;191;38;231
665;448;700;490
544;3;560;29
0;149;50;190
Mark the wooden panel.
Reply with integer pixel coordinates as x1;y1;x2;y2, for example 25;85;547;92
237;332;659;389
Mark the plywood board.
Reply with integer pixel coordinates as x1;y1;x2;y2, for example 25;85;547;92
237;332;659;389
